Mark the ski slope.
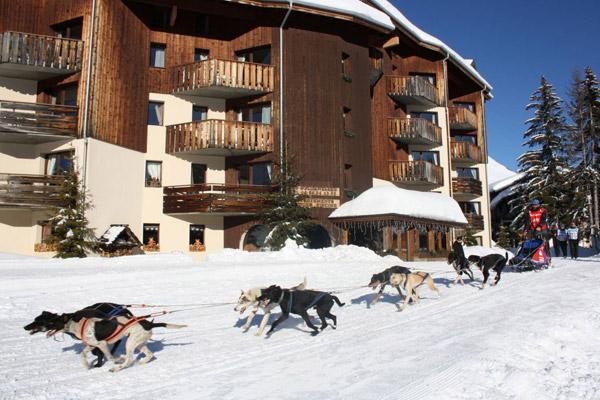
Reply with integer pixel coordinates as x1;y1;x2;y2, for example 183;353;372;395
1;246;599;400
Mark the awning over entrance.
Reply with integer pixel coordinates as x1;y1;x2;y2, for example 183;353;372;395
328;185;467;231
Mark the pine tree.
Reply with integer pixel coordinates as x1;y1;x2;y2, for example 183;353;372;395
256;147;315;250
496;224;511;249
463;227;478;246
48;169;97;258
510;77;570;230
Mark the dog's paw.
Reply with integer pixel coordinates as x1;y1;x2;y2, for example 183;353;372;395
113;357;125;364
310;330;320;336
109;366;122;373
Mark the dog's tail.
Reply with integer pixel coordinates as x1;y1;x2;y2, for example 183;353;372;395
426;274;441;296
332;295;345;307
150;322;187;330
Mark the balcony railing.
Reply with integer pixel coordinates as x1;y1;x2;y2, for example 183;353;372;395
166;120;272;156
449;107;478;130
388;118;442;146
387;76;439;106
451;141;483;164
0;173;64;209
452;177;483;197
389;160;444;186
170;59;275;99
0;31;83;79
163;183;274;215
465;213;484;231
0;100;78;143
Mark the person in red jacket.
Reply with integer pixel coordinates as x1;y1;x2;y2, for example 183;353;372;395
525;199;551;262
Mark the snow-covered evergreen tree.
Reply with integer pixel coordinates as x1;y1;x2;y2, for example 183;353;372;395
510;77;569;230
256;147;315;250
48;169;97;258
496;224;512;249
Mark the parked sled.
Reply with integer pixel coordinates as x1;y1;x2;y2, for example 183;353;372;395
510;237;550;272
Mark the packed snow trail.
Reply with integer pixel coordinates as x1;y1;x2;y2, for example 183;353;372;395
0;249;599;400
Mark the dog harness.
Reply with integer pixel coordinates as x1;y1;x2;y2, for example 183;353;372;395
77;316;144;345
78;318;93;345
306;293;326;309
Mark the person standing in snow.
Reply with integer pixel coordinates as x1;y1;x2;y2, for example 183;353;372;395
556;224;569;259
525;199;551;261
566;221;579;259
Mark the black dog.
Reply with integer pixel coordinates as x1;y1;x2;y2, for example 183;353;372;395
368;265;412;304
467;253;508;289
24;303;132;368
257;286;345;336
447;251;475;284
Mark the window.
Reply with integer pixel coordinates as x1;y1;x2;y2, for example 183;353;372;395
251;163;272;186
148;101;164;126
191;164;207;185
150;43;166;68
192;105;208;121
238;165;250;185
189;225;206;248
45;151;73;175
344;164;352;188
409;72;436;86
411;151;440;165
50;85;78;106
236;46;271;65
52;17;83;40
145;161;162;187
237;104;271;124
453;134;477;144
194;48;209;62
142;224;160;248
457;168;479;179
459;201;481;215
341;52;351;79
474;236;483;246
454;102;475;112
369;48;383;71
410;111;438;124
418;231;429;250
195;14;210;35
343;107;352;134
39;220;53;243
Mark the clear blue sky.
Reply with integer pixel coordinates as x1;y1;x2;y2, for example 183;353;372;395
392;0;600;170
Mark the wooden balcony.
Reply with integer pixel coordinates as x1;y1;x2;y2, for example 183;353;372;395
166;120;272;156
465;213;484;231
449;107;478;130
388;118;442;146
387;76;439;106
163;183;274;215
0;173;64;209
170;59;275;99
451;141;484;164
0;31;83;80
452;177;483;198
0;100;78;143
389;160;444;186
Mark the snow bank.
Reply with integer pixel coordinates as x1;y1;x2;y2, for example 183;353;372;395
488;157;524;192
206;239;401;265
329;185;468;225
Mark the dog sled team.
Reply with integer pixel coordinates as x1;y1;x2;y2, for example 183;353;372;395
26;199;577;373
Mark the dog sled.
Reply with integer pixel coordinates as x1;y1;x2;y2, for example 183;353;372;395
510;237;550;272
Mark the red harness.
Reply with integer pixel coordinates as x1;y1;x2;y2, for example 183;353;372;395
78;317;144;345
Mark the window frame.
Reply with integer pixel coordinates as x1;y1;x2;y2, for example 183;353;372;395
192;105;208;122
145;160;163;188
457;167;479;180
191;163;207;185
189;224;206;247
410;111;438;125
235;46;272;65
237;103;271;124
148;101;164;126
142;223;160;247
45;150;74;176
454;102;476;112
409;72;437;86
411;150;440;166
149;43;166;69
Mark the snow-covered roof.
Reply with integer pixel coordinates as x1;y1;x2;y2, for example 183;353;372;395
100;225;126;244
224;0;491;91
329;185;468;225
488;157;524;193
367;0;492;91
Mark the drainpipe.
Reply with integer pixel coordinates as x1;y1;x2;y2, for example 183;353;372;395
480;89;492;246
81;0;97;192
441;51;452;197
279;1;293;177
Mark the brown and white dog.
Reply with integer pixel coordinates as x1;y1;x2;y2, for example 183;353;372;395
235;277;306;336
389;272;440;311
60;314;186;372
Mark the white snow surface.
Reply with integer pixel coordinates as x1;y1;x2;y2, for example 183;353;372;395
329;185;468;225
488;156;524;192
2;248;600;399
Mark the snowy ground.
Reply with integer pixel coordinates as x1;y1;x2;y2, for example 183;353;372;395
1;245;600;400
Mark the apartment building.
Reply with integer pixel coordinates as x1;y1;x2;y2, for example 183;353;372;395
0;0;492;260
